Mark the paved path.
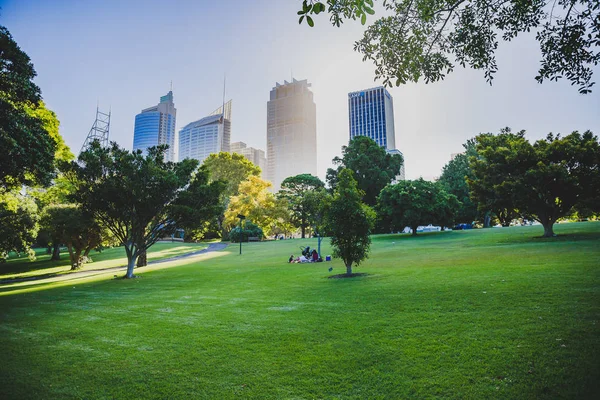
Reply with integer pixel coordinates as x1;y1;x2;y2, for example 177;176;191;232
0;242;229;286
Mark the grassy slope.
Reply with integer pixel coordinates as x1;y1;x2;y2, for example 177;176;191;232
0;223;598;399
0;242;208;280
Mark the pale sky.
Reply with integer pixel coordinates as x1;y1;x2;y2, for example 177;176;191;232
2;0;599;181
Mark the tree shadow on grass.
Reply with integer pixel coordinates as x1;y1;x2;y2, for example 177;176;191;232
328;273;369;279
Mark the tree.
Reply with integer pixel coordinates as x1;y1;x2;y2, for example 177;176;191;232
268;197;296;239
224;176;278;235
0;26;61;188
327;136;403;206
0;190;39;262
278;174;325;238
69;142;223;278
230;220;264;243
438;139;481;224
377;179;459;235
326;168;375;275
469;129;600;237
297;1;600;93
203;152;261;198
40;204;102;270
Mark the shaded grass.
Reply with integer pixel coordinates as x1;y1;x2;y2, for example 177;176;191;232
0;242;208;279
0;222;599;399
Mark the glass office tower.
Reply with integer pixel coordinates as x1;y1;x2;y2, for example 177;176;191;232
178;100;231;163
133;91;177;161
348;86;404;179
348;86;396;150
267;78;317;192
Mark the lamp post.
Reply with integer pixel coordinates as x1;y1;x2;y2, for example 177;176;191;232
237;214;246;255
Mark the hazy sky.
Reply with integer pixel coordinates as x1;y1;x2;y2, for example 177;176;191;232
2;0;599;180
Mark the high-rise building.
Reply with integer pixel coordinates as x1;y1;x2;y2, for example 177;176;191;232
178;100;231;163
349;86;404;179
133;91;176;161
267;78;317;192
230;141;267;178
348;86;396;150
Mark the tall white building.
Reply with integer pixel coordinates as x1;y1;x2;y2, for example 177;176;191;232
230;141;267;178
267;79;317;191
178;100;231;163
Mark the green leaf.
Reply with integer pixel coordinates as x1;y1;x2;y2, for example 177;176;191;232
365;0;374;6
364;6;375;15
297;10;305;15
361;13;367;25
307;15;314;27
299;15;305;24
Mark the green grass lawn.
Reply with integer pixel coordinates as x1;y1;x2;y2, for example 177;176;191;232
0;222;599;399
0;242;208;280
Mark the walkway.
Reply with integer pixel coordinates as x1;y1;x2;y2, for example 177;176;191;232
0;242;229;286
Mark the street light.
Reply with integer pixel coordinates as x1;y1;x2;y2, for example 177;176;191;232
237;214;246;255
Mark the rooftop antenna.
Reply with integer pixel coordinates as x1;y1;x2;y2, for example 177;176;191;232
80;106;111;154
222;74;226;117
170;80;173;92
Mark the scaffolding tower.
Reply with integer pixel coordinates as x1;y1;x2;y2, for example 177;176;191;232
80;107;111;154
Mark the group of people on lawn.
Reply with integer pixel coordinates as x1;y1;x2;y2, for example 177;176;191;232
289;248;321;263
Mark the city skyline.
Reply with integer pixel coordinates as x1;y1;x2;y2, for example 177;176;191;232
3;0;599;181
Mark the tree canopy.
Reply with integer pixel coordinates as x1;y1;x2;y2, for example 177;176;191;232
69;142;223;278
377;178;460;235
438;139;480;224
326;168;375;275
0;190;39;261
0;26;61;188
327;136;403;206
468;128;600;236
202;152;262;198
297;1;600;93
224;175;278;236
278;173;325;238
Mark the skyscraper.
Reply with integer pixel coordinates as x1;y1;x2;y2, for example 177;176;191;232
178;100;231;163
133;91;176;161
267;78;317;192
230;141;267;178
348;86;404;179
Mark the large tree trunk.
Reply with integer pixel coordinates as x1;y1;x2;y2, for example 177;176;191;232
125;256;137;279
412;225;418;236
68;246;83;271
137;249;147;267
317;234;322;258
346;262;352;276
51;243;61;261
484;213;491;228
541;219;556;237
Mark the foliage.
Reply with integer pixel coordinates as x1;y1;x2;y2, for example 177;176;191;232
377;178;460;235
278;174;325;238
40;204;102;270
0;26;61;189
327;136;403;206
224;176;278;235
203;152;261;198
326;168;375;275
438;139;480;224
469;128;600;237
268;197;296;238
68;142;222;278
298;1;600;93
0;190;39;262
229;220;264;243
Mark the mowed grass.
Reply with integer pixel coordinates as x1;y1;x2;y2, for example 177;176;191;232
0;242;208;280
0;223;599;399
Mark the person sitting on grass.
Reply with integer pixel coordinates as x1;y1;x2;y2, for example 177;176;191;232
311;249;318;262
288;254;294;263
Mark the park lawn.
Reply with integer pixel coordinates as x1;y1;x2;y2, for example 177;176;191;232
0;222;599;399
0;242;208;280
